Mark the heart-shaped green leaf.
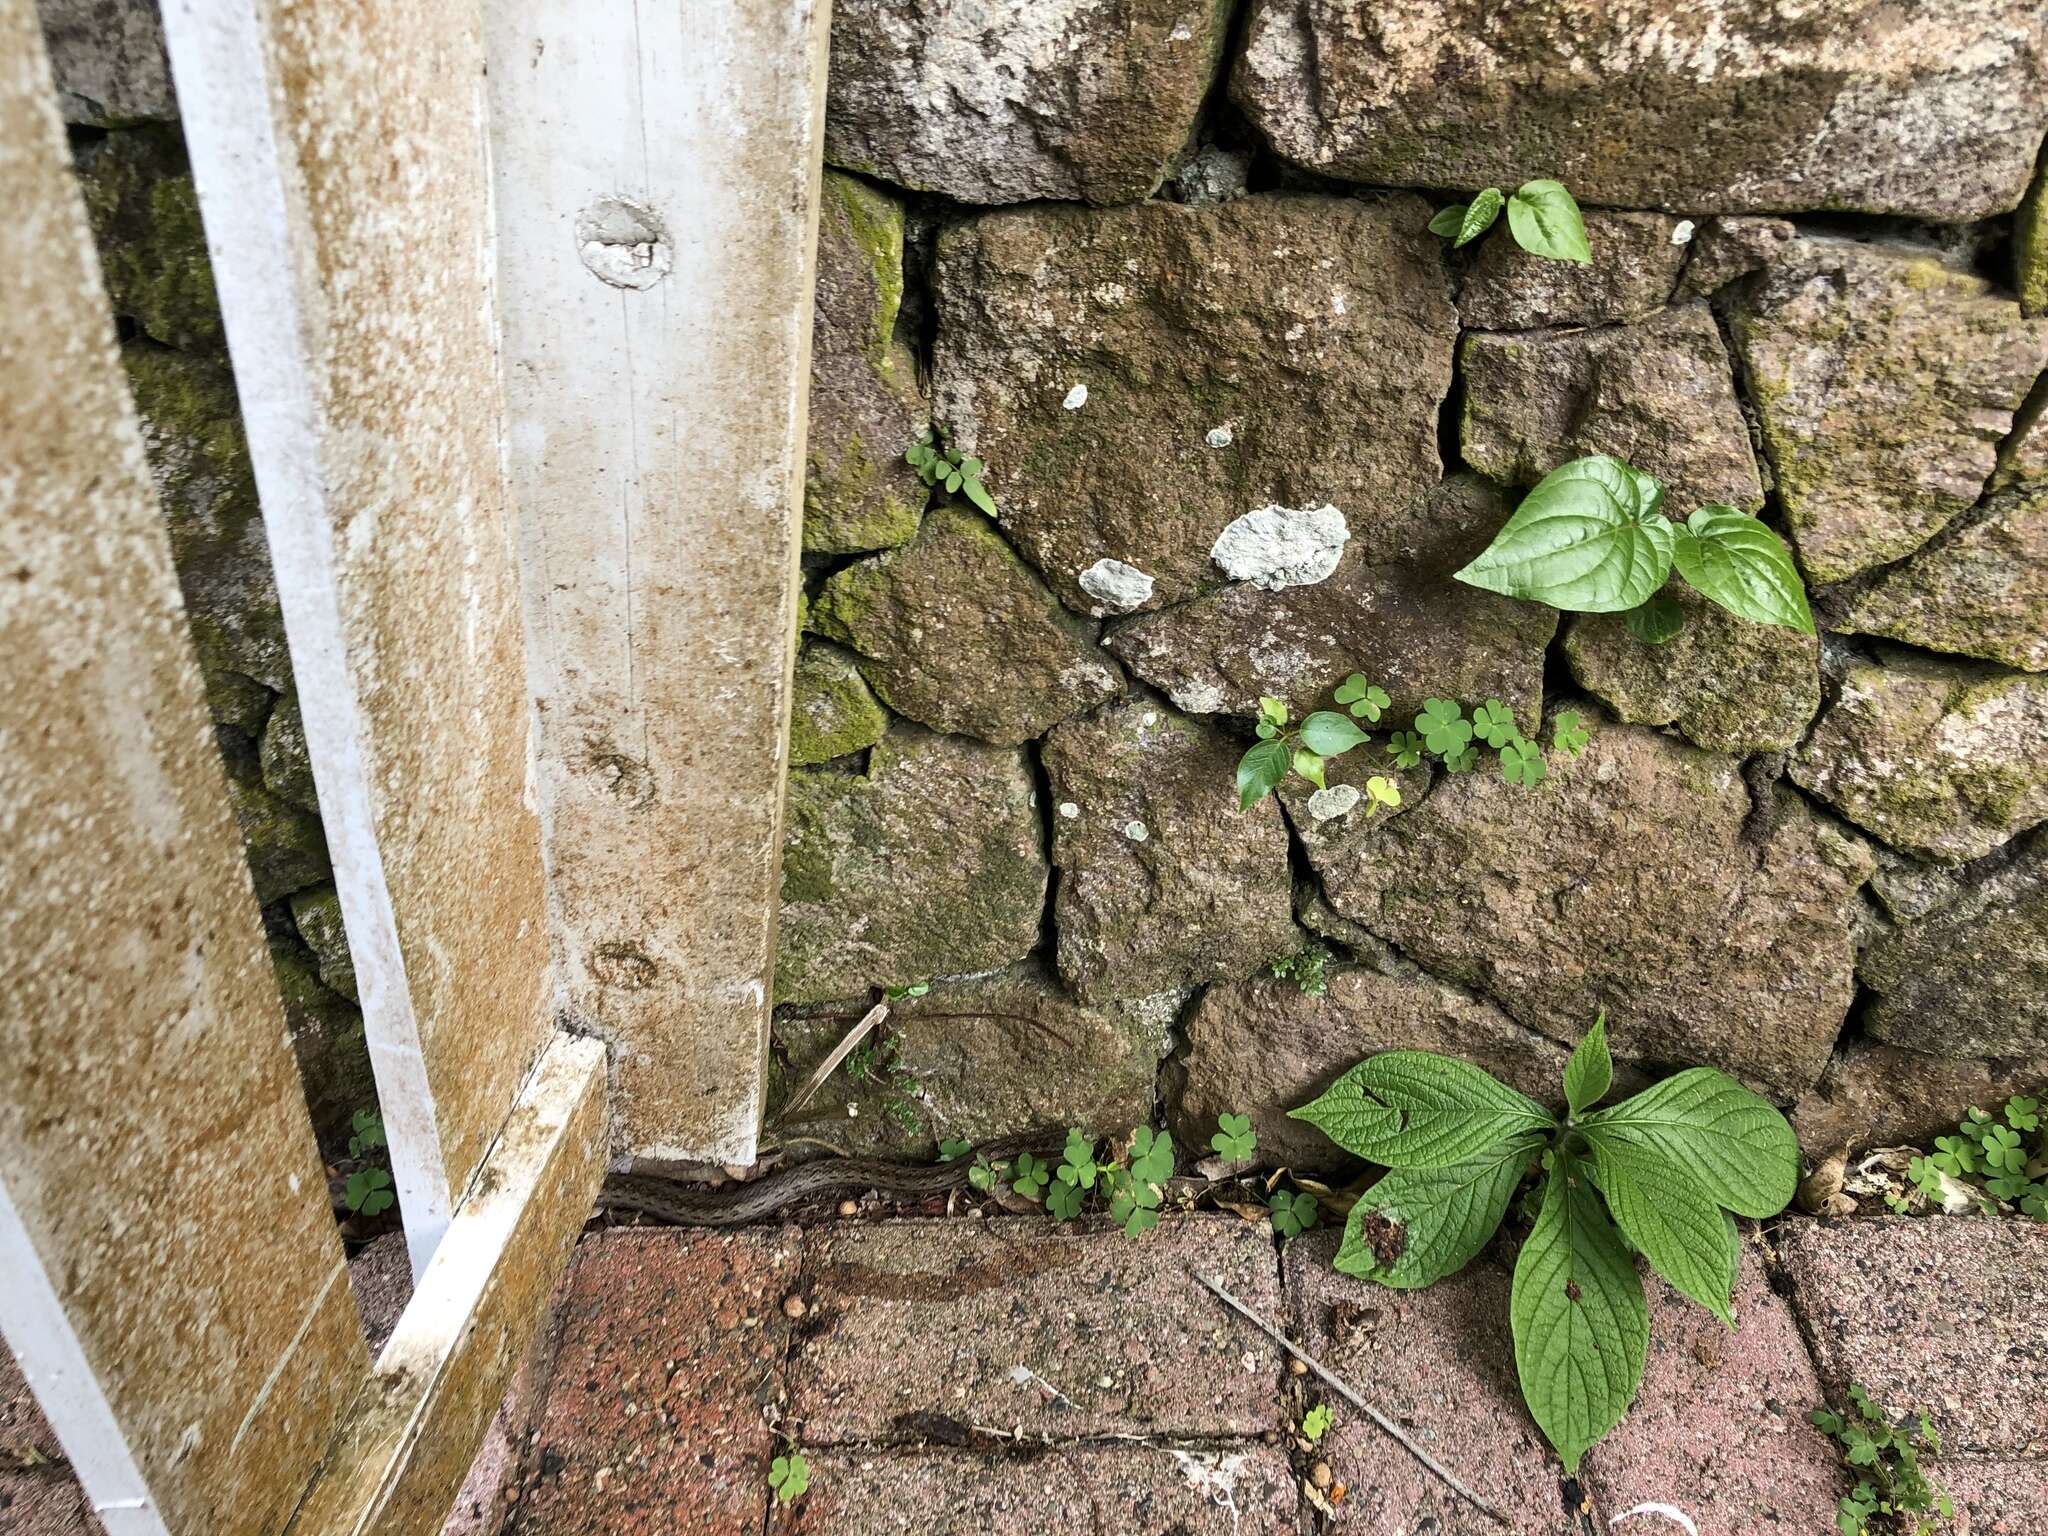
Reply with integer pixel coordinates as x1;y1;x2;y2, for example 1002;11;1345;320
1622;589;1684;645
1428;203;1468;238
1671;506;1815;634
1507;180;1592;264
1456;187;1505;247
1453;456;1676;613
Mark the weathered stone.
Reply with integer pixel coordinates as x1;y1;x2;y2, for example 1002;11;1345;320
1042;696;1296;1000
1942;1459;2048;1533
1860;833;2048;1056
259;687;317;813
35;0;175;125
123;347;293;701
223;758;332;906
812;502;1122;744
268;937;371;1157
805;172;928;555
1778;1217;2048;1456
770;960;1174;1157
1790;648;2048;864
1729;237;2048;582
775;727;1046;1005
289;884;358;1003
1457;211;1687;329
1676;216;1798;301
1790;1039;2048;1156
1231;0;2048;221
74;125;220;349
1174;971;1581;1174
1564;586;1820;754
1837;482;2048;671
824;0;1234;206
2019;154;2048;318
1106;474;1556;729
787;641;888;766
1309;708;1874;1101
791;1217;1285;1442
790;1445;1300;1536
1461;303;1765;514
1171;140;1252;206
932;195;1456;614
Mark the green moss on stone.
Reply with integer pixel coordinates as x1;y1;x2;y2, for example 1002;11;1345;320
2014;154;2046;318
788;641;888;765
223;757;332;904
76;126;222;349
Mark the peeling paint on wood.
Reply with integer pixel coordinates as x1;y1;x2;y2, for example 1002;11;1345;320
486;0;831;1164
0;6;366;1530
161;0;554;1271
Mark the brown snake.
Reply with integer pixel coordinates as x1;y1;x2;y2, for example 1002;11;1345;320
595;1131;1062;1226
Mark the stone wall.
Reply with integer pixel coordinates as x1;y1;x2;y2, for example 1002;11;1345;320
778;0;2048;1169
43;0;2048;1172
40;0;372;1157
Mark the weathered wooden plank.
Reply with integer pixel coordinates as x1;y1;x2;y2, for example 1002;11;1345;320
161;0;554;1270
0;6;367;1531
285;1033;607;1536
484;0;832;1164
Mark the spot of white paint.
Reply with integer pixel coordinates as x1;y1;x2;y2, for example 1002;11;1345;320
1206;425;1234;449
1141;711;1158;727
1671;220;1696;245
1307;784;1361;821
1063;383;1089;409
1078;557;1154;612
1060;802;1080;819
575;197;672;290
1331;289;1347;315
1211;504;1351;590
1123;821;1149;842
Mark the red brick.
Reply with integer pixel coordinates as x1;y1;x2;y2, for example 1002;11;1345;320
790;1216;1285;1444
509;1228;801;1535
1284;1231;1575;1533
776;1443;1299;1535
1777;1217;2048;1455
1580;1245;1846;1530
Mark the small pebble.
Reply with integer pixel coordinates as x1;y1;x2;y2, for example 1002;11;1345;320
1059;801;1080;819
837;1199;859;1217
1123;820;1149;842
1288;1358;1308;1376
1206;425;1233;448
1063;383;1088;409
1311;1462;1333;1489
782;1294;808;1319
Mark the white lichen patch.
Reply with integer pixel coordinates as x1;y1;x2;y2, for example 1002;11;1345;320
1078;557;1154;612
1123;820;1149;842
1671;219;1696;244
1063;383;1089;409
1211;504;1350;590
1059;801;1080;819
1306;784;1361;821
1205;424;1234;448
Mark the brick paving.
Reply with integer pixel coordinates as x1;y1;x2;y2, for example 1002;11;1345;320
7;1210;2046;1533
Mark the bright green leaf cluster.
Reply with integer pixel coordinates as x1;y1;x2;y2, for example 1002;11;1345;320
768;1449;810;1504
348;1107;386;1159
1290;1013;1799;1471
1906;1096;2046;1219
1454;454;1815;640
906;431;997;517
1268;943;1332;996
1429;180;1591;263
1237;679;1589;810
953;1122;1182;1238
1211;1111;1257;1165
1301;1403;1333;1442
344;1166;394;1216
1813;1387;1953;1535
1269;1187;1320;1239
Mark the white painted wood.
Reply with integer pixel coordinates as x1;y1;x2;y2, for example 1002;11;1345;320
0;6;367;1529
162;0;554;1275
485;0;832;1164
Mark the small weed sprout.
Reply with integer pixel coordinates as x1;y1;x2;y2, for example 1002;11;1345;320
1813;1387;1953;1535
768;1448;809;1504
1904;1095;2045;1219
1269;1188;1320;1239
1301;1403;1333;1443
905;431;996;517
1269;945;1331;996
344;1167;395;1216
1430;180;1591;263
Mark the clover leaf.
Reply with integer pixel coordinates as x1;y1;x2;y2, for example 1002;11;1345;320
1130;1126;1175;1185
1047;1179;1085;1220
1335;675;1392;721
937;1137;973;1162
344;1167;395;1216
1011;1151;1050;1199
769;1451;809;1502
1471;699;1517;748
1211;1112;1257;1163
1386;730;1425;769
1270;1188;1320;1239
1443;744;1479;774
1552;711;1589;758
1365;776;1402;812
1416;698;1472;755
1501;736;1547;786
1302;1403;1334;1441
1061;1128;1101;1189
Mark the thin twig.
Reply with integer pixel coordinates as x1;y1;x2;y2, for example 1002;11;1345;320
1191;1269;1510;1527
772;1003;887;1126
